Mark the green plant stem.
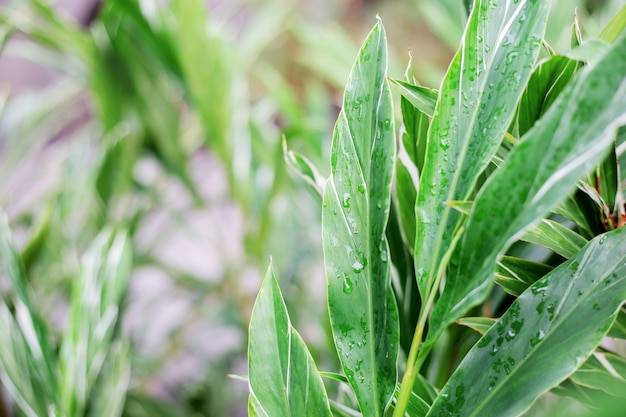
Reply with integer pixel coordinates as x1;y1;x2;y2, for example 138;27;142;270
392;266;442;417
393;228;464;417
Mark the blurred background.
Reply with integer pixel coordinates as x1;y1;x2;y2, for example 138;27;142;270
0;0;622;416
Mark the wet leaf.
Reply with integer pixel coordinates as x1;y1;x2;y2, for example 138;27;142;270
414;0;550;309
248;264;332;417
431;30;626;344
520;218;588;259
322;19;399;416
427;228;626;417
495;256;553;297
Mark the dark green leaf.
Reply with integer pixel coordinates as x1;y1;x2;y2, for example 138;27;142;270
414;0;550;309
495;256;552;296
427;228;626;417
59;229;132;417
432;30;626;345
516;55;579;138
600;5;626;43
608;308;626;339
283;137;326;199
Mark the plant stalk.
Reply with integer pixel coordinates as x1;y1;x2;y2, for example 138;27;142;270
393;228;464;417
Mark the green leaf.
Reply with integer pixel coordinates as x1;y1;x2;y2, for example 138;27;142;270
414;0;550;308
59;229;132;417
322;19;399;416
495;256;553;296
88;341;131;417
600;5;626;43
596;143;619;220
170;0;232;163
248;264;331;417
0;214;57;410
570;352;626;398
608;307;626;339
432;29;626;346
516;55;579;138
456;317;497;335
390;79;438;118
283;137;326;199
520;218;588;259
427;228;626;417
0;304;50;417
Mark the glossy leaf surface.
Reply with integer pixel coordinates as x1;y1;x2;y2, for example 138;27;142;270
516;55;579;138
520;218;587;259
427;228;626;417
495;256;552;296
390;79;438;118
248;264;331;417
414;0;550;304
432;30;626;340
322;19;399;416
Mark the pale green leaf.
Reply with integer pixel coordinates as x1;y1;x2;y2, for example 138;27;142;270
427;228;626;417
600;5;626;43
248;264;331;417
59;229;132;417
283;137;326;199
390;79;438;117
516;55;579;138
322;18;399;416
456;317;497;335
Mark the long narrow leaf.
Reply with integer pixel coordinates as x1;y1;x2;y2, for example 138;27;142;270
248;264;332;417
59;229;132;417
431;30;626;341
414;0;550;305
427;228;626;417
0;214;56;407
322;18;399;416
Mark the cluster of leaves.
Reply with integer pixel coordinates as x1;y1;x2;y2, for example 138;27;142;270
249;1;626;416
0;216;131;417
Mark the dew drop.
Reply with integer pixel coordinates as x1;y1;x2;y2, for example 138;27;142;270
357;184;365;194
352;260;365;273
343;277;353;294
342;193;351;208
530;330;545;347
